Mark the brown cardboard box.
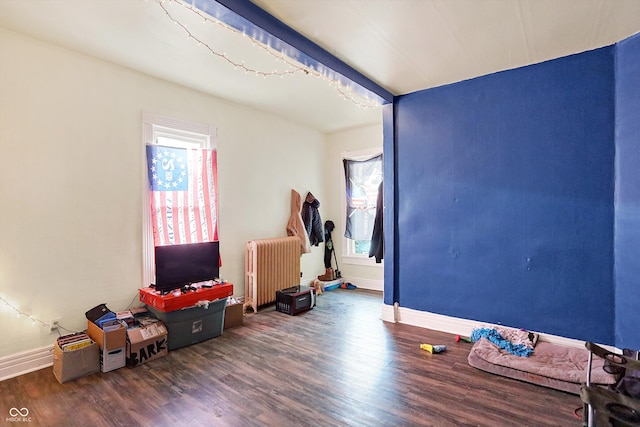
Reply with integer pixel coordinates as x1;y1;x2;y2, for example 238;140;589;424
86;320;126;351
224;302;243;329
126;321;168;367
52;341;99;383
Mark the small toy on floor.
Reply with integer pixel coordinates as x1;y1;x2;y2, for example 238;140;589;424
340;282;357;290
455;335;472;343
420;343;447;353
309;279;324;295
244;297;255;313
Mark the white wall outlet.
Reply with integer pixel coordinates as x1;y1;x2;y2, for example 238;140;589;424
49;318;62;333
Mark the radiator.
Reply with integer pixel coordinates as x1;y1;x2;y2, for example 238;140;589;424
245;236;301;313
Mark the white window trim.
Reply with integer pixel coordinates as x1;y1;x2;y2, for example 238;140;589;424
142;112;215;148
340;147;383;268
141;112;217;287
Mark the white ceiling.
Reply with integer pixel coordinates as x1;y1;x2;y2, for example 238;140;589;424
1;0;639;133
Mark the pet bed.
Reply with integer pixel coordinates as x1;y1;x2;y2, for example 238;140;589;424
468;337;617;394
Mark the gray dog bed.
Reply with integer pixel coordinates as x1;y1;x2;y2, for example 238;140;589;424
468;338;617;394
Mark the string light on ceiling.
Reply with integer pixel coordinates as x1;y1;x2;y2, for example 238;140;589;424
155;0;381;109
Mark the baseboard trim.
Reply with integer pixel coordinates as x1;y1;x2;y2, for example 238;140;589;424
0;345;54;381
381;303;604;350
340;276;383;292
303;276;383;292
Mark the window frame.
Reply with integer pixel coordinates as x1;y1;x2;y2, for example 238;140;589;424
340;148;383;267
141;112;216;286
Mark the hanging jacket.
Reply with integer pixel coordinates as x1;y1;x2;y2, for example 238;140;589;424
286;189;311;254
302;192;324;246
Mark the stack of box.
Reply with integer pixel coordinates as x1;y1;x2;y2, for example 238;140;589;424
52;302;173;383
86;319;126;373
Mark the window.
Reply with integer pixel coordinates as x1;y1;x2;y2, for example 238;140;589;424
341;149;382;266
142;112;217;286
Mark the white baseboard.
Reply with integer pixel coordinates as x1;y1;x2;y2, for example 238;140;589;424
340;276;383;291
381;303;606;350
303;276;383;292
0;345;54;381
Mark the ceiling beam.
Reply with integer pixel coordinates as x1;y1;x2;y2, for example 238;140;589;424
192;0;395;103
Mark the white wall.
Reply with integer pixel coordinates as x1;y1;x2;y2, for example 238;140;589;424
0;28;327;358
325;124;384;290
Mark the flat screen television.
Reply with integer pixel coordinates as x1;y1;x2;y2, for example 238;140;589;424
154;241;219;294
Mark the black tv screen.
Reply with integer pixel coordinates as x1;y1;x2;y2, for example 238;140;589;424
154;241;219;293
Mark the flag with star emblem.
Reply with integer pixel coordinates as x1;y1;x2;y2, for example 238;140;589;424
146;145;218;246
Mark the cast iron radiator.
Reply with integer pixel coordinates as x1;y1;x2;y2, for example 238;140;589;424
244;236;300;313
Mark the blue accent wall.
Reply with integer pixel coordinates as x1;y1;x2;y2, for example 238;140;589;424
393;47;617;344
615;33;640;349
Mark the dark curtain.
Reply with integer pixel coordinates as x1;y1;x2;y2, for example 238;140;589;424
368;180;384;263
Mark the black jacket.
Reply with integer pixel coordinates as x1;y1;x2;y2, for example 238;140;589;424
302;192;324;246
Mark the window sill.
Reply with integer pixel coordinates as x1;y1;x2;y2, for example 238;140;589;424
341;255;384;267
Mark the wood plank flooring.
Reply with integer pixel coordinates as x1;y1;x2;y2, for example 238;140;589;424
1;289;584;426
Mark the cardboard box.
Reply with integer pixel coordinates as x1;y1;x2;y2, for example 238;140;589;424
147;299;226;351
224;302;243;329
52;341;99;384
126;321;168;367
100;347;126;372
86;320;127;351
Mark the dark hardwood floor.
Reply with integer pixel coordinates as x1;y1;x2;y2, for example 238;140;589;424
1;289;584;426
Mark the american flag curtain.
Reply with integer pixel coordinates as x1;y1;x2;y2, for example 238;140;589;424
146;145;219;246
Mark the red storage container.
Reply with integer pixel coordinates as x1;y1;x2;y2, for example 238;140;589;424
139;283;233;312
